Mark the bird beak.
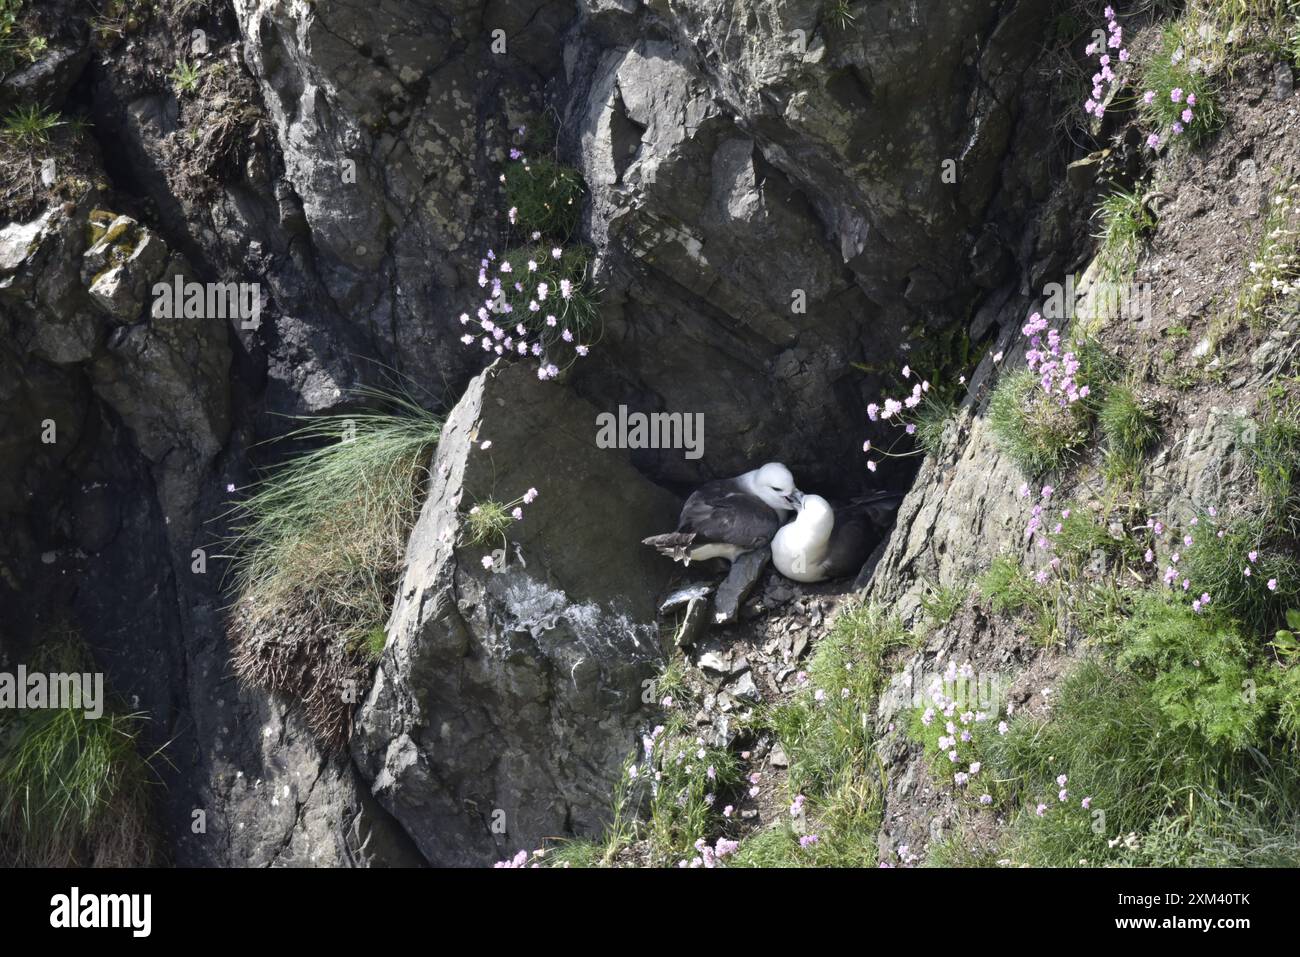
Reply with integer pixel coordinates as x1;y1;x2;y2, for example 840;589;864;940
787;490;804;508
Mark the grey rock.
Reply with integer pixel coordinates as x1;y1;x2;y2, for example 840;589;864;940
674;596;711;648
713;547;770;625
727;671;760;703
353;362;680;865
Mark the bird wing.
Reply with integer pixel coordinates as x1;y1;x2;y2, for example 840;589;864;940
678;484;780;550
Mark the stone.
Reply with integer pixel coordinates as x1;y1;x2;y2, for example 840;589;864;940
353;361;680;865
713;547;770;625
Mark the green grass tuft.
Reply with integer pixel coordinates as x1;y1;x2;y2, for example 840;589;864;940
979;556;1059;644
1251;391;1300;533
913;393;958;457
491;243;600;356
743;601;904;865
0;0;45;75
1180;511;1300;638
0;636;159;866
169;57;202;94
1137;22;1222;145
1099;383;1160;482
988;368;1090;476
1093;187;1156;283
2;103;62;147
227;391;442;747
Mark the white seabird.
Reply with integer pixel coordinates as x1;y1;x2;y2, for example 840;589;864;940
642;462;799;565
772;491;904;583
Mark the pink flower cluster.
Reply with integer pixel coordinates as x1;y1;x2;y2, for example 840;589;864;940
1083;7;1127;119
1030;774;1094;823
494;849;536;868
1023;312;1089;406
864;364;932;471
680;836;740;868
919;666;995;793
1017;482;1068;582
459;126;592;381
1142;87;1197;149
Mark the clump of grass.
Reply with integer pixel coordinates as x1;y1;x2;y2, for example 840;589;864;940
1093;186;1156;283
489;243;600;358
504;157;585;238
641;716;742;863
1251;391;1300;532
0;636;159;867
462;500;513;548
988;368;1090;475
767;603;905;796
988;332;1117;477
1235;182;1300;327
728;824;807;867
227;391;442;747
913;394;957;456
987;641;1300;867
1051;501;1131;569
0;709;159;866
979;556;1058;644
169;57;202;94
1180;511;1300;637
826;0;856;29
1137;21;1221;145
918;581;965;632
1099;383;1160;482
2;103;62;147
745;602;904;865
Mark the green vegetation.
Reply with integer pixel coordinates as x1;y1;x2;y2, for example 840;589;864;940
1180;511;1300;637
979;555;1059;645
461;499;514;549
1252;393;1300;533
919;581;966;632
227;392;442;747
988;334;1118;477
169;57;202;95
643;718;742;862
504;157;585;238
492;243;600;348
0;0;45;75
1235;181;1300;327
738;603;905;866
1138;21;1221;144
1093;187;1156;283
0;637;158;866
2;103;62;147
913;394;957;457
1099;383;1160;482
826;0;856;30
988;368;1091;475
985;645;1300;866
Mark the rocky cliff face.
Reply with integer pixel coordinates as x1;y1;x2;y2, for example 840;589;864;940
2;0;1098;866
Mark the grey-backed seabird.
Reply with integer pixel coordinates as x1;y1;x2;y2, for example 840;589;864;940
643;462;799;565
772;491;903;583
